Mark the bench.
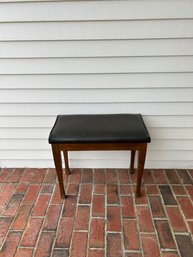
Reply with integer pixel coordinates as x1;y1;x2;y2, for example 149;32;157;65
48;114;151;198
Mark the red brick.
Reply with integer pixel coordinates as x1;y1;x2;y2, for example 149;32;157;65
107;233;122;257
155;220;176;249
119;184;132;195
68;169;81;184
165;169;181;184
62;195;77;218
34;231;55;257
43;168;56;183
185;185;193;201
125;253;142;257
0;231;22;257
79;184;92;204
89;218;105;248
0;184;16;206
92;195;105;217
117;169;130;184
121;196;135;218
23;184;41;205
7;169;24;183
93;169;105;184
107;206;121;232
16;248;34;257
149;196;166;218
11;205;32;230
32;168;47;183
94;184;105;195
188;169;193;178
0;183;5;192
172;185;187;195
81;169;93;183
152;169;168;184
123;220;140;250
0;217;13;246
55;217;74;248
70;232;88;257
159;185;177;205
15;183;29;194
143;169;155;184
177;197;193;219
66;184;79;195
162;252;180;257
187;221;193;235
41;184;54;194
32;194;51;216
21;218;43;247
51;184;64;204
166;207;187;232
88;249;104;257
20;168;36;183
74;205;90;230
0;169;13;182
0;205;4;214
135;186;148;205
3;194;24;216
176;169;192;184
141;234;161;257
107;185;119;204
52;249;69;257
106;169;117;184
130;172;137;184
145;185;159;195
44;205;62;230
136;206;154;232
175;234;193;257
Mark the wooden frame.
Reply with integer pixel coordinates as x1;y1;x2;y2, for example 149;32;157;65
51;142;147;198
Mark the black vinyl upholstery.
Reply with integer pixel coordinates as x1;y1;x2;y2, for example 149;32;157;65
49;114;151;144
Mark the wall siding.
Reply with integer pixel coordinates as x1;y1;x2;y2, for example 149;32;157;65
0;0;193;169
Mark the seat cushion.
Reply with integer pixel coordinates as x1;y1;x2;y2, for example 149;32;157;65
48;114;151;144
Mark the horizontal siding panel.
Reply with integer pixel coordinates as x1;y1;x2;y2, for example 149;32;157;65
1;73;193;89
1;115;193;128
0;103;193;116
1;56;193;74
0;0;193;22
1;128;192;140
0;88;193;103
1;139;193;151
0;0;193;169
149;128;193;140
144;116;193;128
0;150;192;161
150;140;193;151
1;20;193;41
1;39;193;58
0;159;192;169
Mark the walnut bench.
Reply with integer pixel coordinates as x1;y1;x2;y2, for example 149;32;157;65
48;114;151;198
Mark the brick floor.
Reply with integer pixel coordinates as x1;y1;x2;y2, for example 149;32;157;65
0;168;193;257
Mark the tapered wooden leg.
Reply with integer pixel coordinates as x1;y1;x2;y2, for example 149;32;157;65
130;150;136;174
136;144;147;197
63;150;71;175
52;144;66;199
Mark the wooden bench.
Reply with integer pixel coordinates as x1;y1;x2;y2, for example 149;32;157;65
48;114;151;198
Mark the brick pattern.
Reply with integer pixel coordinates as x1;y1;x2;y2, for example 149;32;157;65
0;168;193;257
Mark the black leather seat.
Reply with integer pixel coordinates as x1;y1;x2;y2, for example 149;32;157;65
49;114;151;144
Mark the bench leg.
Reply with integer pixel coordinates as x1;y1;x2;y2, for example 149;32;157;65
52;145;66;199
63;151;71;175
136;144;147;197
130;150;136;174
